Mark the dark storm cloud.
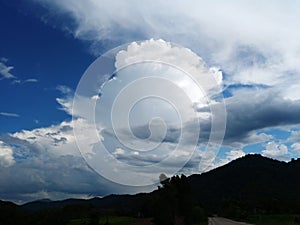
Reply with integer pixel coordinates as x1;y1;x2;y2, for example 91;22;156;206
223;90;300;143
0;133;151;203
172;89;300;147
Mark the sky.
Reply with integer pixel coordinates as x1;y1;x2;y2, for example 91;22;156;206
1;0;300;203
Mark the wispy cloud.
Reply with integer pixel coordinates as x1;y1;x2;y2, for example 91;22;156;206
56;85;72;94
0;57;8;63
0;58;38;84
12;78;39;84
24;78;38;83
0;112;20;117
0;62;15;80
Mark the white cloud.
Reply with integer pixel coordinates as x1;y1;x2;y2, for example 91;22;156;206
291;143;300;155
68;39;228;185
288;130;300;142
0;141;15;167
12;78;39;84
0;60;38;84
115;39;222;100
57;84;72;94
35;0;300;99
0;62;15;79
197;150;217;172
217;149;246;167
52;38;300;185
31;0;300;155
11;79;21;84
225;150;246;161
28;4;300;168
0;112;20;117
197;149;246;172
246;132;273;144
262;141;289;161
112;148;125;156
11;119;85;156
0;117;147;202
227;131;273;149
24;78;38;83
0;57;8;63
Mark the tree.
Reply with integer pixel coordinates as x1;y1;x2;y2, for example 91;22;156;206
152;174;193;225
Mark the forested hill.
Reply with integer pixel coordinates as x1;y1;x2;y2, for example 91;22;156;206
188;154;300;214
1;154;300;224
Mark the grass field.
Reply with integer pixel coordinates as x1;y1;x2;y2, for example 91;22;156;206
68;214;300;225
68;216;141;225
246;214;300;225
98;216;140;225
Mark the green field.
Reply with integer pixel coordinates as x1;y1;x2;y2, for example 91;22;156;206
68;216;140;225
68;214;300;225
246;214;300;225
98;216;140;225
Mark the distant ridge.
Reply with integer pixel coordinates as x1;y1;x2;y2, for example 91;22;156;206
2;154;300;216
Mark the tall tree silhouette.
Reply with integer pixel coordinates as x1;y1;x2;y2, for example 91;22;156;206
153;174;193;225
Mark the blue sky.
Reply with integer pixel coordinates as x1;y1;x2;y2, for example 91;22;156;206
0;0;94;133
1;0;300;203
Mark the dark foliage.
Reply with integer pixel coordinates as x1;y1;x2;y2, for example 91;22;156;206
150;174;193;225
189;154;300;217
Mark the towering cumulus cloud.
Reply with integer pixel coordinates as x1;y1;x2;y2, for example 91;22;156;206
72;39;226;186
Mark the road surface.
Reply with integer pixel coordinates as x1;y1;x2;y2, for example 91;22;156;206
209;217;253;225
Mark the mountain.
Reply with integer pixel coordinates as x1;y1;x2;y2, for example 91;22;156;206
18;154;300;214
1;154;300;224
188;154;300;214
22;193;148;213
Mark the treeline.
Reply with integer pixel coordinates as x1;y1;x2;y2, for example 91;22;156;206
0;175;207;225
0;201;100;225
142;174;206;225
